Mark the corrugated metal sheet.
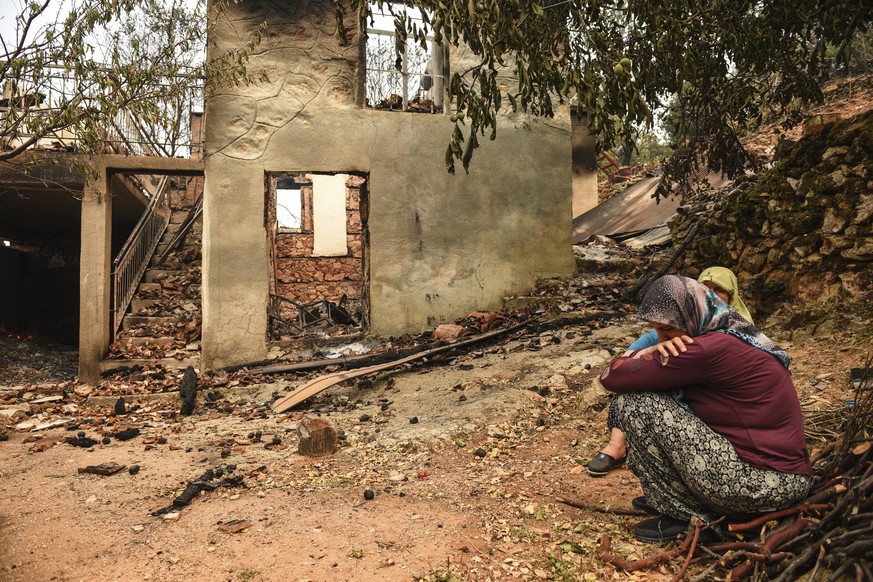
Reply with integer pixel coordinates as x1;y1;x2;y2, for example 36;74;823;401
572;176;677;243
619;225;672;248
572;173;731;245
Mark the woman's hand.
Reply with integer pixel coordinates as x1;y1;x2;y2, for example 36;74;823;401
632;336;694;358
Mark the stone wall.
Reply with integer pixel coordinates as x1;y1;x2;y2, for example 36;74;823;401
672;109;873;317
201;0;574;368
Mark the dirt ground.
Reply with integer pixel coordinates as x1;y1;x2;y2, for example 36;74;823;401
0;278;868;582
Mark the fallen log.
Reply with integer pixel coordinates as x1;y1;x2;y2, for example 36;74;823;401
271;320;533;413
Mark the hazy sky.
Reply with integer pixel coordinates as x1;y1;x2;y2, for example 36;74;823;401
1;1;75;57
0;0;202;58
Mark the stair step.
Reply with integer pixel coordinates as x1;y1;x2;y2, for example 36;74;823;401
151;255;181;268
131;298;158;312
164;222;201;238
122;316;179;330
144;269;180;283
100;355;201;373
138;282;162;294
118;336;177;348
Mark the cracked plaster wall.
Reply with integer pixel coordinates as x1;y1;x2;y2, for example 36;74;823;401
202;0;574;368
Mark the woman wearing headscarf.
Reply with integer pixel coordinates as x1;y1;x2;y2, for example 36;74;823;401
697;266;753;323
588;266;754;476
598;275;811;542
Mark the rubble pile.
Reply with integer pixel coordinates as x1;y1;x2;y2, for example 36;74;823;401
0;332;77;387
671;107;873;317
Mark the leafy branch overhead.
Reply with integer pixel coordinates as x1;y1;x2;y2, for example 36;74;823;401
0;0;263;170
346;0;872;189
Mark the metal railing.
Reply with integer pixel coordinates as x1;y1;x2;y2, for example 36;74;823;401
1;64;204;157
111;175;172;340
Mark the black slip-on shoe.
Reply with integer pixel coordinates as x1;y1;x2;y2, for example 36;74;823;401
587;452;626;476
633;515;690;543
632;496;659;515
634;515;725;544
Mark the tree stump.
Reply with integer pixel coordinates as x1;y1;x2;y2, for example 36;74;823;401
297;417;338;457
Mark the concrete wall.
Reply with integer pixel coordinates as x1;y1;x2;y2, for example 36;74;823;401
203;0;574;368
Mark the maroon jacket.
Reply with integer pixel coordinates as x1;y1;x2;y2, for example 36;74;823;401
600;332;811;476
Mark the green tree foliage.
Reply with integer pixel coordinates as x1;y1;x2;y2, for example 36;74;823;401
0;0;261;171
344;0;872;196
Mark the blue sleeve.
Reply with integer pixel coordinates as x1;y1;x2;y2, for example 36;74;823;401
628;330;659;350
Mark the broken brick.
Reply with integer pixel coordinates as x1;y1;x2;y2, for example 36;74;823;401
433;324;466;340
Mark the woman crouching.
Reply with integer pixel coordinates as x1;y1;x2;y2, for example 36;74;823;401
599;275;812;543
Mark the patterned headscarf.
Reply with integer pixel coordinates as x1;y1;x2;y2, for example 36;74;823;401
638;275;790;368
697;266;754;324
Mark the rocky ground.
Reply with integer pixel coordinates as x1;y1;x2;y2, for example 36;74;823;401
2;76;871;581
0;241;868;582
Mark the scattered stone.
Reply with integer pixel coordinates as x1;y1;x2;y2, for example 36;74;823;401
0;405;30;424
163;512;181;522
66;436;98;448
218;519;251;534
73;385;93;398
363;489;374;500
0;434;8;442
114;397;126;415
113;428;140;441
474;448;486;458
359;414;371;422
30;439;57;452
102;436;111;445
78;462;126;476
129;465;141;475
131;525;145;533
297;417;338;457
409;416;419;424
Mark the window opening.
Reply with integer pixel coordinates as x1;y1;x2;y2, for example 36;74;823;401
265;172;369;341
276;179;302;231
365;2;444;113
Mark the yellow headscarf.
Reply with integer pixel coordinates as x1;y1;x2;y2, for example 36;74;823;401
697;267;754;325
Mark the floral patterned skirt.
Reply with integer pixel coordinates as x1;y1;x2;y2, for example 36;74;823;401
614;391;812;522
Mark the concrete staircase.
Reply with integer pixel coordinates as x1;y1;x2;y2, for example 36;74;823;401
102;188;203;373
